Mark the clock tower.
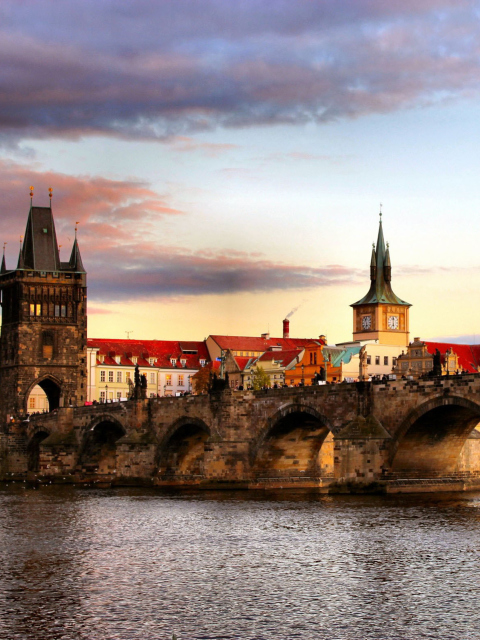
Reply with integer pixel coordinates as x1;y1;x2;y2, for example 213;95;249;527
351;213;411;346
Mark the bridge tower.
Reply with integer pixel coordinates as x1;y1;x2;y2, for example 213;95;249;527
351;211;411;347
0;193;87;420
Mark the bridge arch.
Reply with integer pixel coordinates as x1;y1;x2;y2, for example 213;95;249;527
156;417;212;479
252;403;335;479
390;394;480;475
77;414;127;477
25;374;63;413
26;425;51;472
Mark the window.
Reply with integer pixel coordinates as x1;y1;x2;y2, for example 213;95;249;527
178;375;184;386
107;370;113;382
126;371;131;380
150;372;155;384
384;356;389;366
375;356;380;365
200;359;206;367
100;391;106;402
30;303;41;316
116;371;122;383
149;358;154;366
54;304;66;317
392;357;397;366
42;332;53;359
166;374;172;386
100;371;106;382
117;392;122;399
180;359;186;367
367;356;371;365
171;358;177;366
29;397;36;409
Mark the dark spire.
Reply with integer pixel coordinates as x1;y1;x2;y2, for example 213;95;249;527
351;210;410;308
1;243;6;274
370;243;376;281
68;235;85;273
21;206;61;271
384;242;391;283
17;237;24;269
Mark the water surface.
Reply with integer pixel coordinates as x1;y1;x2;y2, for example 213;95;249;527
1;485;480;639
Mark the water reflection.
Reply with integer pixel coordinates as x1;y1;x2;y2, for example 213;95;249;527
0;486;480;639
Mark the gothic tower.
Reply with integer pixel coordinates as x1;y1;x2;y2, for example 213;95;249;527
0;194;87;419
351;213;411;346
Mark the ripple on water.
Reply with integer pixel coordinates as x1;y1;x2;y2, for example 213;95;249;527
0;487;480;639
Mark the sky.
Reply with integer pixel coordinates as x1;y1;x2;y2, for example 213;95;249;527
2;0;480;344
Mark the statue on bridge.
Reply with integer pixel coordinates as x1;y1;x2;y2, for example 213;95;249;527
432;349;442;377
209;371;229;393
131;364;147;400
359;345;368;381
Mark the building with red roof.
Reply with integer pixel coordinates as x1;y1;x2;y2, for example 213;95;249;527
87;338;210;402
394;337;480;377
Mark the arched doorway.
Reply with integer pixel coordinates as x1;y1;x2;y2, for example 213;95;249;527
254;407;333;479
26;378;61;413
78;419;125;476
158;420;210;478
392;399;480;477
27;429;50;472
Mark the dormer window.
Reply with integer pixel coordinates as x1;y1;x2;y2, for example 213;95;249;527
99;355;105;363
180;359;186;367
115;356;121;364
132;356;138;364
200;359;206;367
171;358;177;366
149;358;155;366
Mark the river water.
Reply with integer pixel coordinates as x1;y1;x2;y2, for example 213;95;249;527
1;486;480;640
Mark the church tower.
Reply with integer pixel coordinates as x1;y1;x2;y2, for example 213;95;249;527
351;212;411;346
0;190;87;419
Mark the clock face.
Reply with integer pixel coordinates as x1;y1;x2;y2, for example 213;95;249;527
361;315;372;330
388;315;399;330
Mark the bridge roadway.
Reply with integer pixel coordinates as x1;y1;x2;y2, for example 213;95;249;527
4;374;480;493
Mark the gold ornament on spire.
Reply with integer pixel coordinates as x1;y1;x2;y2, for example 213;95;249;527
29;186;34;198
48;187;53;199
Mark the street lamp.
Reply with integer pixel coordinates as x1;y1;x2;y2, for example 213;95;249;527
301;364;305;386
105;384;108;403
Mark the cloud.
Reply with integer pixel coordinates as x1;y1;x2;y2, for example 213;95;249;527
0;160;364;301
0;160;183;252
0;1;477;143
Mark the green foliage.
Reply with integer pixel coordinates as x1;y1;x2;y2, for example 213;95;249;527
251;365;271;390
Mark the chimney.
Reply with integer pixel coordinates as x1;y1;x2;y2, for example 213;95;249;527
283;318;290;339
261;332;270;340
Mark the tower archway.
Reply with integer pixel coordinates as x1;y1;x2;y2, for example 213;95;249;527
25;376;62;413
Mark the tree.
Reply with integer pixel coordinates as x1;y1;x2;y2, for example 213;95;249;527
192;365;212;394
251;365;271;390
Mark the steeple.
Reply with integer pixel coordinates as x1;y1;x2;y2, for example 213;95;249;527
21;206;61;271
352;211;410;307
68;236;85;273
1;243;6;274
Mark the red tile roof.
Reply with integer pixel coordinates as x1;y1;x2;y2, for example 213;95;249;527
256;349;302;368
87;338;209;370
424;342;480;373
210;335;314;352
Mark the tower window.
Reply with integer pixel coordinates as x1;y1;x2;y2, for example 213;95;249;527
42;331;54;360
30;303;41;317
375;356;380;365
384;356;389;366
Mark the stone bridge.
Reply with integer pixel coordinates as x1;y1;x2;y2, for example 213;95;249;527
3;374;480;493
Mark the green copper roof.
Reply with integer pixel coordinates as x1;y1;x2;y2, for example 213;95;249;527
351;214;411;308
